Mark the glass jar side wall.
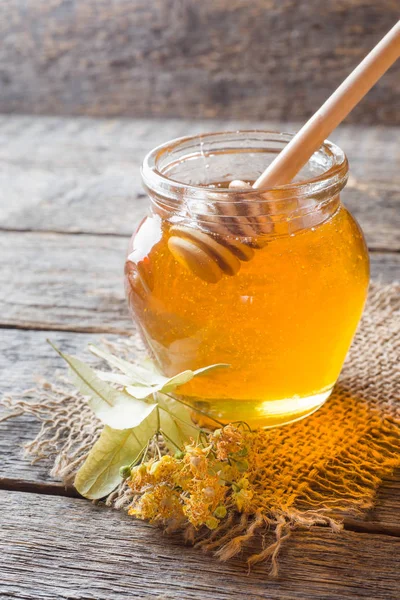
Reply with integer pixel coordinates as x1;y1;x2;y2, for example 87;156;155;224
125;200;369;428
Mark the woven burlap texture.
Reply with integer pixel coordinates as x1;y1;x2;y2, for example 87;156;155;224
1;281;399;575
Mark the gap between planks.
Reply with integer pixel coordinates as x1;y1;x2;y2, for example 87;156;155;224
0;322;132;335
0;228;398;254
1;476;399;539
0;227;133;238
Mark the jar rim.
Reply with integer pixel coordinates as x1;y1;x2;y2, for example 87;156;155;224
141;130;349;204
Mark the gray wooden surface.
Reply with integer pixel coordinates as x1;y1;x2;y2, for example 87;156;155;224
0;2;399;123
1;490;400;600
0;116;399;599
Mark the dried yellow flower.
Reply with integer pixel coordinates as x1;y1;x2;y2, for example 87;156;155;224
233;488;254;512
205;517;219;530
129;484;184;524
129;462;153;491
213;424;244;460
149;455;177;482
214;505;227;519
127;424;254;532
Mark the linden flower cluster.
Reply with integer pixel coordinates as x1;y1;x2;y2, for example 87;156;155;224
127;424;254;530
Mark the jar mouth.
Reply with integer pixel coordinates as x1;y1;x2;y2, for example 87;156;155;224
141;130;348;207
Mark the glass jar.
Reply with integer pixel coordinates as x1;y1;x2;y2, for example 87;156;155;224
125;131;369;429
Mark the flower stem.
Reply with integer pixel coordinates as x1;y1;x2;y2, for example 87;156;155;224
162;392;225;427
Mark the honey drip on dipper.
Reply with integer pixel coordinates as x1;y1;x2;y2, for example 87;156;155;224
167;181;273;283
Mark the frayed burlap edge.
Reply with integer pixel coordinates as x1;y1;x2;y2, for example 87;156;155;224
1;282;399;576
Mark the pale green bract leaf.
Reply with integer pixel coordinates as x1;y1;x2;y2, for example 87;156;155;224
74;415;158;499
124;371;194;399
88;345;165;385
50;345;121;408
82;379;157;430
124;384;159;399
66;361;156;429
48;342;157;430
141;357;164;374
161;370;199;392
90;344;229;395
157;392;198;450
95;370;139;387
125;363;230;399
193;364;230;377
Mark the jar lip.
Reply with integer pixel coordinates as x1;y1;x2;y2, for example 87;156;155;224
141;130;349;202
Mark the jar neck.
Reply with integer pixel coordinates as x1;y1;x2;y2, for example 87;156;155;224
141;131;348;238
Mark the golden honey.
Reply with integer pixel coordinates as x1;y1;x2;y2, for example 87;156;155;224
125;132;370;428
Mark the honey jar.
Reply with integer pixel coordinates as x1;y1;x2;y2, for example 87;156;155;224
125;131;369;428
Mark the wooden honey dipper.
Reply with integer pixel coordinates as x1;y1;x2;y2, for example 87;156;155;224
168;21;400;283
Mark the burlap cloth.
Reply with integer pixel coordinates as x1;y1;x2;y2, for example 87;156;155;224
2;281;399;575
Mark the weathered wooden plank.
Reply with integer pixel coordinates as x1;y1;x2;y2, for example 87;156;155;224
0;116;399;250
0;330;113;485
0;232;130;334
0;115;398;594
0;330;109;397
0;231;398;333
0;1;398;123
0;328;399;534
348;472;400;535
1;489;399;600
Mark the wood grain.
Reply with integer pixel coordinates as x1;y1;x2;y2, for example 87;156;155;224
0;232;130;334
0;231;398;334
0;1;399;123
0;117;399;250
1;489;399;600
0;115;398;596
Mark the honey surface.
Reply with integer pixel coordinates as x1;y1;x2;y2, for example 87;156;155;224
125;203;369;425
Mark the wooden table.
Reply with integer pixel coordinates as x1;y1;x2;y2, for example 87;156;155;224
0;116;399;599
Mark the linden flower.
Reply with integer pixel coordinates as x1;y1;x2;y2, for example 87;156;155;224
203;486;216;499
183;493;215;528
129;484;184;523
183;444;210;476
129;462;153;492
201;477;227;506
217;464;237;484
182;476;228;528
157;488;184;521
214;505;227;519
149;455;179;483
126;421;254;532
205;517;219;530
130;490;159;521
233;488;254;512
213;424;245;460
237;477;250;490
